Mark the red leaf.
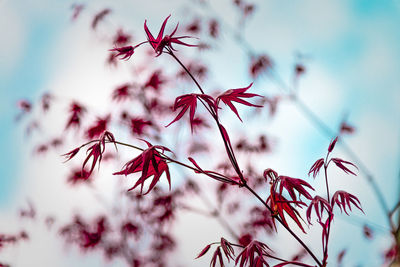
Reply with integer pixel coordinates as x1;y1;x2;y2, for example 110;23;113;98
328;137;338;153
216;83;263;121
331;158;358;176
144;15;197;56
278;176;314;202
62;147;80;162
306;196;332;224
113;140;172;194
270;194;307;233
220;238;235;261
331;190;363;215
166;94;215;132
308;158;324;179
196;244;211;259
109;46;134;60
82;143;103;176
235;240;272;267
210;247;224;267
79;131;115;177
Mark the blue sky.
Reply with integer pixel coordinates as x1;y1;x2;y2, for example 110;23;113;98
1;0;399;266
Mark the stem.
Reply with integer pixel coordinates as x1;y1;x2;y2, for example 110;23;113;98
167;50;205;95
324;153;331;203
322;156;332;265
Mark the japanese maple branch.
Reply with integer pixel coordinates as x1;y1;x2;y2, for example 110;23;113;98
110;140;236;184
167;50;322;266
167;50;205;95
197;0;390;232
294;96;390;218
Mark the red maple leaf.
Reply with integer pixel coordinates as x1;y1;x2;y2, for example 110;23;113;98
216;83;263;121
327;136;338;153
166;93;215;132
82;131;116;177
144;15;197;56
267;193;307;233
308;158;324;179
306;195;332;224
330;158;358;176
266;172;313;232
278;176;314;202
235;240;271;267
113;140;172;194
109;46;134;60
196;244;212;259
331;190;363;215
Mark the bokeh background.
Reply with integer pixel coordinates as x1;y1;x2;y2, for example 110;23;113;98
1;0;399;266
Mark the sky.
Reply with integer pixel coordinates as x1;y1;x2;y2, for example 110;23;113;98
0;0;399;266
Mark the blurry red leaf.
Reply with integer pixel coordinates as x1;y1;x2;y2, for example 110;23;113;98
92;8;111;29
